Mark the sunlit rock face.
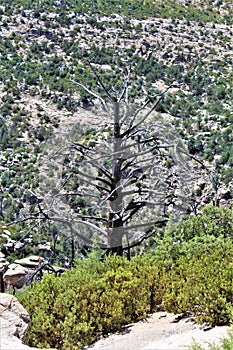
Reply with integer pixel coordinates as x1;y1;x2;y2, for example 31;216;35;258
0;293;56;349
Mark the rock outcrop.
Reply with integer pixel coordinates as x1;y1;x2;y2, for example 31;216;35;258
2;255;66;292
0;293;36;349
0;252;9;292
14;256;44;268
0;293;56;349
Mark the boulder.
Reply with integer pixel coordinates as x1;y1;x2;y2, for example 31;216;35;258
15;255;44;268
0;293;34;349
2;255;66;291
0;251;6;258
3;263;28;290
38;242;51;252
0;293;56;349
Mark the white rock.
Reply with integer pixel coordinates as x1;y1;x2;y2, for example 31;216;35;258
15;255;44;268
0;293;56;349
0;251;5;258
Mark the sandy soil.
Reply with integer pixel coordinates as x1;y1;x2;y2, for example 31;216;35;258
83;312;230;350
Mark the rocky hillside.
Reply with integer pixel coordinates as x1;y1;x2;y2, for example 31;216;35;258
0;0;232;262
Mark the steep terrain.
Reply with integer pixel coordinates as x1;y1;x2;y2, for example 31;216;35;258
0;0;232;262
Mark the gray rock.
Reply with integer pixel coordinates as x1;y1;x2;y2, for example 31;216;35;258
2;255;66;291
0;293;33;349
0;293;56;350
15;255;44;268
3;263;28;290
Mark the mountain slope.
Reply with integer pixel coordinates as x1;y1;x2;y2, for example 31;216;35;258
0;0;232;260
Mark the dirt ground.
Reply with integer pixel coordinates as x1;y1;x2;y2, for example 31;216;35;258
83;312;230;350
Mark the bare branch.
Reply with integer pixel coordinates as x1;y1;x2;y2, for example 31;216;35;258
125;220;168;248
124;221;161;231
87;60;115;102
59;191;99;200
6;215;43;227
122;84;175;138
61;162;97;181
125;144;174;160
118;69;130;103
49;215;107;246
70;78;111;115
72;219;108;239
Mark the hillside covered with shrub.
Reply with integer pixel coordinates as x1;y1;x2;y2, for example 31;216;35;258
0;0;232;264
0;2;232;348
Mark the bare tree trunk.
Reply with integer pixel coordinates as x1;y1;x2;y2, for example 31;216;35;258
108;101;124;255
20;70;209;262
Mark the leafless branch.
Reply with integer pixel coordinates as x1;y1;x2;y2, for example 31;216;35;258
122;84;176;138
123;221;162;231
87;60;115;102
118;69;130;103
70;78;111;115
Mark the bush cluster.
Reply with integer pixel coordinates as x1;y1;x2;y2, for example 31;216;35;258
18;253;165;349
162;238;233;326
17;206;233;349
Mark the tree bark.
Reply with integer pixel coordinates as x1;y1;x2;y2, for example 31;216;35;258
108;101;124;255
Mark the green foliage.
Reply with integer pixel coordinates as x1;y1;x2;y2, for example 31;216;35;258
18;253;166;349
155;205;233;262
1;0;231;23
153;205;233;326
18;206;233;349
162;238;233;325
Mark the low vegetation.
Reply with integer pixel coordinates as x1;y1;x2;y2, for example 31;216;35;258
18;205;233;350
0;0;233;227
190;330;233;350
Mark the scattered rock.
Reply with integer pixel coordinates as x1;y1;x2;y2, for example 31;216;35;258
38;242;51;251
0;251;6;258
15;255;44;268
1;255;66;291
3;263;28;290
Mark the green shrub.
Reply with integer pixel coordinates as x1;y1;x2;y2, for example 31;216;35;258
153;206;233;326
168;205;233;242
153;205;233;265
17;207;233;349
18;253;166;349
18;247;233;348
163;238;233;326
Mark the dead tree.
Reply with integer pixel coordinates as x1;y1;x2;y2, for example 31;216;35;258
25;67;206;257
